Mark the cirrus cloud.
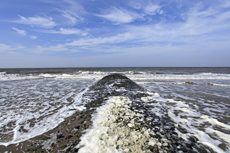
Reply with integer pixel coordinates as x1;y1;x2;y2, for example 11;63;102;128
0;44;24;53
61;10;83;25
67;33;134;46
96;7;142;24
14;15;56;28
30;36;37;39
12;27;27;36
44;28;87;36
35;44;68;53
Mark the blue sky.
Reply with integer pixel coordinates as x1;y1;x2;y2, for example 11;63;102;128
0;0;230;68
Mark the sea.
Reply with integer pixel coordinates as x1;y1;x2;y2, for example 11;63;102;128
0;67;230;152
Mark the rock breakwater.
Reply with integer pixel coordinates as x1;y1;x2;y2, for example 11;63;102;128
0;74;198;152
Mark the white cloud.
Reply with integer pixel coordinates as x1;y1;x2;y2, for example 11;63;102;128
129;1;163;16
96;7;142;24
45;28;87;36
67;33;134;46
66;2;230;49
12;27;27;36
61;10;83;24
221;1;230;8
62;0;85;13
177;5;230;36
94;2;164;25
143;4;163;15
15;15;56;28
35;44;68;53
0;44;24;53
12;27;38;40
30;36;37;39
136;4;230;40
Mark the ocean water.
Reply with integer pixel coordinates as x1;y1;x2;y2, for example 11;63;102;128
0;67;230;152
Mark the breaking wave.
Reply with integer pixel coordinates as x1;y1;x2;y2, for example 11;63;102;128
1;70;230;81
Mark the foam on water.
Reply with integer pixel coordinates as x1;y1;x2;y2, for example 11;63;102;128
77;91;230;152
136;81;230;87
1;90;87;146
128;73;230;81
0;78;94;146
0;71;108;81
134;72;230;152
1;70;230;81
1;68;230;152
77;96;158;153
149;93;230;152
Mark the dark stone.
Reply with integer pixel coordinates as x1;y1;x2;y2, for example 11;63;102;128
189;136;198;143
148;145;157;152
219;143;227;151
66;135;73;139
51;143;55;148
60;145;67;149
57;134;64;139
75;125;80;129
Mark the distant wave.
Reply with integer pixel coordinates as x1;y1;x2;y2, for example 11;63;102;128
129;73;230;80
1;70;230;81
137;81;230;87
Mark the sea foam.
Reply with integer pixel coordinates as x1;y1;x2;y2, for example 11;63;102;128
0;82;90;146
150;93;230;152
77;96;157;153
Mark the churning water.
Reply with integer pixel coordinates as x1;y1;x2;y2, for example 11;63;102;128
0;67;230;152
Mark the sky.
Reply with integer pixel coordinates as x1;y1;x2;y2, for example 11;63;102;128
0;0;230;68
